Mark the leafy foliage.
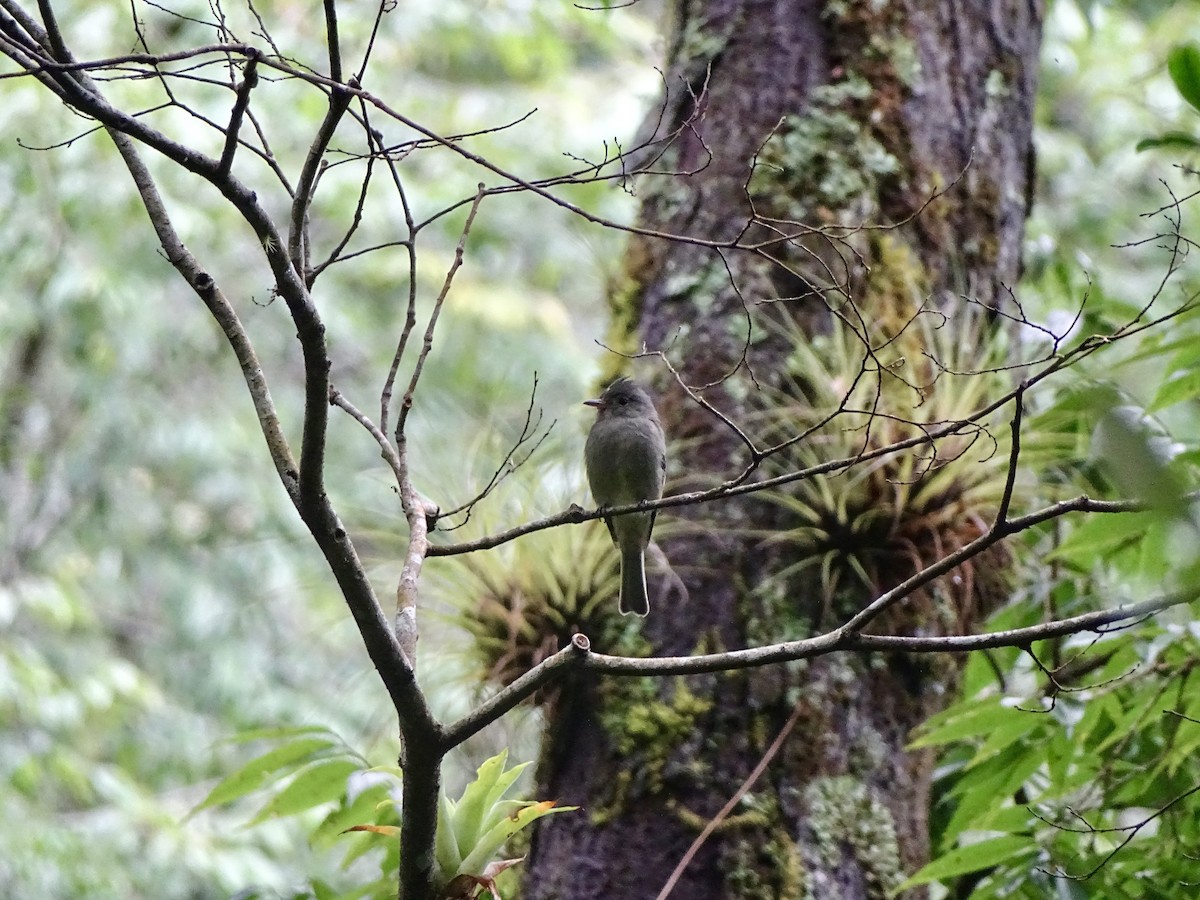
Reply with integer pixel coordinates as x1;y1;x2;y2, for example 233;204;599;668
1139;42;1200;152
0;0;650;895
903;10;1200;893
5;0;1200;897
431;750;574;897
913;254;1200;889
193;735;571;900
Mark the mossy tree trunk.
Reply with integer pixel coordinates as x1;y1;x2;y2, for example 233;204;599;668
524;1;1042;898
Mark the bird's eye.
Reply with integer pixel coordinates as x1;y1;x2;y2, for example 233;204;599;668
619;397;628;405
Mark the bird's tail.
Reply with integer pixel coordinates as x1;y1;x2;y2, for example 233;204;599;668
619;545;650;616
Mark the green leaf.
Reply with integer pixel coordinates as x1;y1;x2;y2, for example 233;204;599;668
1135;131;1200;153
1168;44;1200;114
190;737;337;816
429;750;577;883
1048;512;1156;570
456;800;575;878
942;743;1043;841
451;750;517;857
248;758;359;824
480;759;533;832
435;791;464;879
910;700;1030;750
974;803;1035;836
1150;367;1200;411
1166;724;1200;777
339;828;392;872
1043;728;1075;791
221;725;338;744
308;879;341;900
1071;691;1121;751
313;781;396;848
964;706;1046;769
895;834;1031;890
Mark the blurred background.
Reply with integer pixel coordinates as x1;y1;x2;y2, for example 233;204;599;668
3;0;1200;896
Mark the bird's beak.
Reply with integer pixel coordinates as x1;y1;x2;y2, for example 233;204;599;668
583;398;603;409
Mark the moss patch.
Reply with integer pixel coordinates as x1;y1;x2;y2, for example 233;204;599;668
723;823;806;900
804;776;902;899
750;76;900;223
602;679;713;760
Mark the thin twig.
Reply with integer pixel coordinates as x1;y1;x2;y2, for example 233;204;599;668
322;0;341;83
1038;782;1200;881
436;374;556;525
329;385;403;486
395;184;486;439
287;74;352;278
994;384;1023;526
656;699;805;900
216;52;258;177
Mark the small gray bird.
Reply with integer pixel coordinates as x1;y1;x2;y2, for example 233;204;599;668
584;378;667;616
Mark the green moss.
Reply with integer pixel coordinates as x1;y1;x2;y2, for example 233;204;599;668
846;723;888;778
686;793;805;900
604;269;644;368
985;68;1010;100
661;257;729;311
588;769;632;826
723;823;805;900
604;679;713;759
587;678;712;821
649;181;693;230
744;0;918;221
589;677;713;814
861;232;931;328
750;76;900;221
744;568;816;647
885;35;921;87
636;146;691;224
674;804;771;833
803;776;902;900
676;13;728;64
962;175;1003;269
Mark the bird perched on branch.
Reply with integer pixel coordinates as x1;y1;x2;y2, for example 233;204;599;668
584;377;667;616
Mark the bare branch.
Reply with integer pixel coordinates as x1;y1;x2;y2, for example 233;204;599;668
383;187;487;683
216;51;259;177
329;385;403;487
425;389;1145;558
102;99;298;502
353;0;392;85
287;73;353;281
994;384;1023;526
395;184;486;440
839;494;1145;636
368;99;419;438
440;634;593;749
589;593;1189;677
0;2;439;760
436;374;557;526
440;595;1190;744
1037;781;1200;881
309;110;379;283
34;0;66;59
322;0;342;83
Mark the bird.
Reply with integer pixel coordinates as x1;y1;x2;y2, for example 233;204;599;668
583;377;667;615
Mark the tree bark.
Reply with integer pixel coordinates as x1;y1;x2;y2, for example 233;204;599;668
525;1;1042;898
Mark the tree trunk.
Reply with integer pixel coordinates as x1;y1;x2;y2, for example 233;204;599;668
525;1;1042;897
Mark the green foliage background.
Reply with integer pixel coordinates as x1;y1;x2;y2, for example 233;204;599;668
4;0;1200;897
0;0;653;896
